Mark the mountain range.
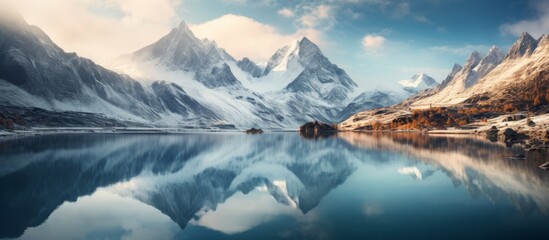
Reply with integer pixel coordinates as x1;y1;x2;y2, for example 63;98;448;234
2;12;425;129
3;11;541;130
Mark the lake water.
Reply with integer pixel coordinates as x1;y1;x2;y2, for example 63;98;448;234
0;132;548;240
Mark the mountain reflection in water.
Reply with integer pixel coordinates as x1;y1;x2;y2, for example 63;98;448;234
0;132;547;239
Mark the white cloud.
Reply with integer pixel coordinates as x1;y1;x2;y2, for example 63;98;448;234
299;4;334;28
2;0;182;62
500;0;549;38
190;14;324;63
191;190;296;234
278;8;295;18
429;44;490;56
362;34;386;49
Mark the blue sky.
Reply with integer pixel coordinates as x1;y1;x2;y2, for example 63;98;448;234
9;0;549;90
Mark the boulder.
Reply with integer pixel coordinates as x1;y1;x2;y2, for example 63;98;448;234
499;128;529;144
527;119;536;127
486;126;499;142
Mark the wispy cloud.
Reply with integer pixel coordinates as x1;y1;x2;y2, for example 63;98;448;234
500;0;549;38
298;4;335;29
429;44;491;56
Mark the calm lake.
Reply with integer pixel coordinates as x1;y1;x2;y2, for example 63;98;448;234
0;132;548;240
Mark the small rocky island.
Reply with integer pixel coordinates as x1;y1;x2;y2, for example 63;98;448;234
299;121;337;139
245;128;264;134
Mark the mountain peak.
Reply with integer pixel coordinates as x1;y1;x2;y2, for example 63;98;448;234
485;45;504;60
298;37;321;53
463;51;482;70
176;20;192;33
505;32;538;60
263;37;323;75
537;34;549;47
299;37;313;45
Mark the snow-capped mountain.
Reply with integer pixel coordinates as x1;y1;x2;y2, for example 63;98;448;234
398;73;438;94
111;21;362;126
0;13;229;126
261;38;357;103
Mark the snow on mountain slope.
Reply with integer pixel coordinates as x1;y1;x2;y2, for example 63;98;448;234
108;21;301;128
338;89;408;121
398;73;438;94
411;45;505;106
0;13;160;122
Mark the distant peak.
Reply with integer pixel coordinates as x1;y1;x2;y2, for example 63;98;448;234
175;20;193;34
463;51;482;69
486;45;503;57
467;51;482;61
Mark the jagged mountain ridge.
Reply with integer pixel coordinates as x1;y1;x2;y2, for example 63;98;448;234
410;45;506;106
340;32;549;130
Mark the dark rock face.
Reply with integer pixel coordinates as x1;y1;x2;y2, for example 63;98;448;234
245;128;263;134
195;63;242;89
237;57;262;78
505;32;539;60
